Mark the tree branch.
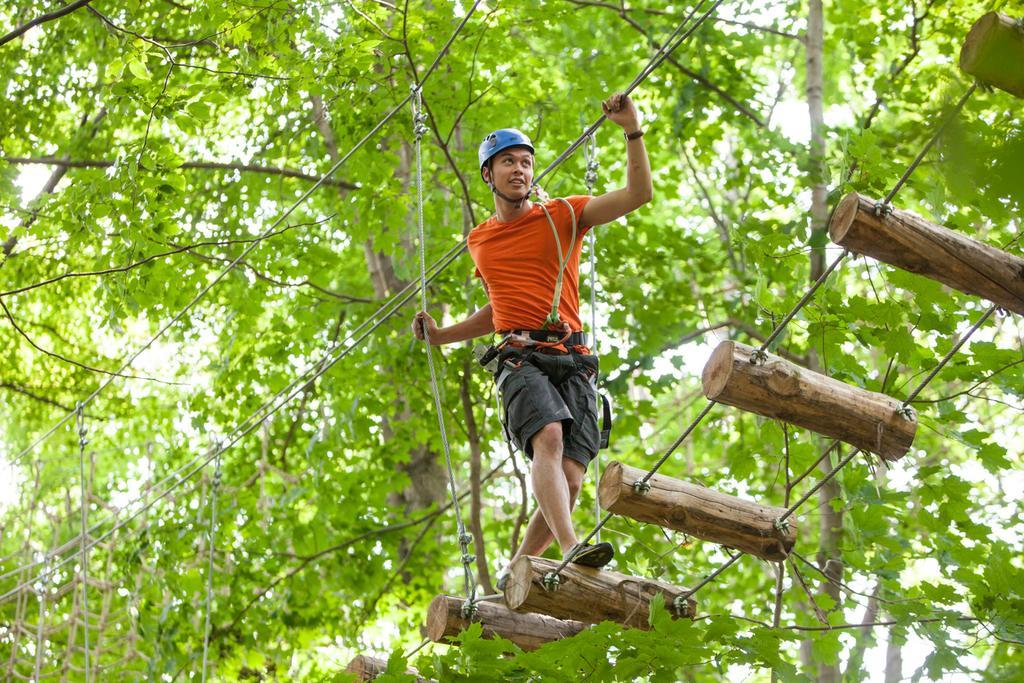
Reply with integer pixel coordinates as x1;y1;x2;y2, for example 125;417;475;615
0;381;74;411
0;216;344;299
0;299;177;384
0;0;95;48
566;0;768;127
2;157;359;190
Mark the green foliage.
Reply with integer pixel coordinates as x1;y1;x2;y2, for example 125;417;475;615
0;0;1022;681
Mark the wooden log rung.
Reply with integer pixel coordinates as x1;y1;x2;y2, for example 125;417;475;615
427;594;587;651
505;556;696;630
599;461;797;561
702;340;917;461
960;12;1024;99
829;192;1024;315
344;654;430;682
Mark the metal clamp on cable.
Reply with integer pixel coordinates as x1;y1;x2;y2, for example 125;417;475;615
460;597;479;620
773;517;790;535
872;201;893;218
632;479;651;495
749;348;768;366
541;572;562;592
672;594;692;616
897;405;916;421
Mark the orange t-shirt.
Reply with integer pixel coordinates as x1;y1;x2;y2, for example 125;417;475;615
467;195;593;333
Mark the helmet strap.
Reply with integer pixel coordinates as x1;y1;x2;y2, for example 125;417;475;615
490;182;529;209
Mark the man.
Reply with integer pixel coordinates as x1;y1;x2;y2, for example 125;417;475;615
412;92;652;588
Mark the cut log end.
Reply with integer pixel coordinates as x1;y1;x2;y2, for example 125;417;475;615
598;461;625;510
959;12;1001;69
426;594;450;643
828;191;864;245
959;13;1024;99
505;555;535;611
701;340;736;400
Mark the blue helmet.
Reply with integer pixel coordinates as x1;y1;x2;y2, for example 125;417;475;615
478;128;534;179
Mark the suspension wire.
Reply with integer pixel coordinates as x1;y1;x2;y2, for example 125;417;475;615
679;234;996;604
75;402;90;683
533;0;724;187
583;132;601;542
33;554;50;680
411;85;476;601
200;450;222;683
0;242;468;603
8;0;488;470
0;238;466;593
753;249;849;357
881;83;977;207
0;3;486;594
548;46;983;590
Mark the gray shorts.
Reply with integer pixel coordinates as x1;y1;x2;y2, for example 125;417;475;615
495;348;601;469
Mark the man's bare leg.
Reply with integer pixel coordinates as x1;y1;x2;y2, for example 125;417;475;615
526;422;578;553
510;457;585;563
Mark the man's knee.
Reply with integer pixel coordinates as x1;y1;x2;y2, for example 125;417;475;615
531;421;563;459
563;458;585;498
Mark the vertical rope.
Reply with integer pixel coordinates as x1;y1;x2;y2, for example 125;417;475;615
75;402;91;683
201;450;222;682
33;555;48;681
411;85;476;602
583;132;601;542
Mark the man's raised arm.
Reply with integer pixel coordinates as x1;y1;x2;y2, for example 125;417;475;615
579;92;653;229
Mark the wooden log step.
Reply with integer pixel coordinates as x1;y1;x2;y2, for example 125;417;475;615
960;12;1024;99
702;340;916;461
504;555;696;629
599;461;796;561
427;594;587;651
829;192;1024;314
344;654;431;682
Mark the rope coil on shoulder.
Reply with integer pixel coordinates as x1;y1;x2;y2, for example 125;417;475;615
411;84;476;600
534;193;579;327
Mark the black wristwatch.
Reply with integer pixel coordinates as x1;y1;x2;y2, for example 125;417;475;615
624;129;644;141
